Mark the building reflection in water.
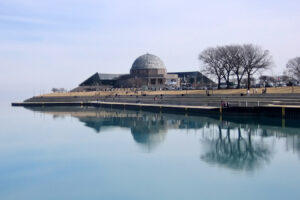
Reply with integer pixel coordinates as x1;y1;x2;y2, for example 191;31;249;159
26;106;300;171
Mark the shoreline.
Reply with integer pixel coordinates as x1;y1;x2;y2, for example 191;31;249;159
12;86;300;119
11;101;300;119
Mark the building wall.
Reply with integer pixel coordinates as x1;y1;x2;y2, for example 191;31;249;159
130;68;166;77
76;69;214;91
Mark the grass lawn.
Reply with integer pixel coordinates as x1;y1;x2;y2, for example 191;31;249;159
40;86;300;97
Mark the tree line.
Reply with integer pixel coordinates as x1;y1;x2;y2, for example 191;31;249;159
199;44;273;89
286;57;300;82
199;44;300;89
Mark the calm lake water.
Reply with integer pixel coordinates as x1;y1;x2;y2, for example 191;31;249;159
1;103;300;200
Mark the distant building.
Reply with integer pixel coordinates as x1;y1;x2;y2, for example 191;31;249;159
168;71;215;89
72;53;215;92
79;73;123;88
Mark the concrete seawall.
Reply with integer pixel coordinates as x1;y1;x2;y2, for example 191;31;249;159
11;101;300;119
24;93;300;107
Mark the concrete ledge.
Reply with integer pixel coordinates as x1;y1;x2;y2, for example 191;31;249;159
12;101;300;119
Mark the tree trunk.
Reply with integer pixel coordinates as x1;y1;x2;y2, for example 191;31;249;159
236;75;241;89
226;74;230;89
247;73;251;90
217;77;221;89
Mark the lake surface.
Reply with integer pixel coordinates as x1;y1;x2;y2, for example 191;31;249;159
1;103;300;200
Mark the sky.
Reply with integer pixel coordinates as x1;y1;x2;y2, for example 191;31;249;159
0;0;300;101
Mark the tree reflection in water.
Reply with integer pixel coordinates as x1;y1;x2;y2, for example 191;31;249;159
25;106;300;170
201;124;272;171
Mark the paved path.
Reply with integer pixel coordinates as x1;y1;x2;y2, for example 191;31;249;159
23;93;300;107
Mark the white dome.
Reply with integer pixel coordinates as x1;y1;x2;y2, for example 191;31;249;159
131;54;166;70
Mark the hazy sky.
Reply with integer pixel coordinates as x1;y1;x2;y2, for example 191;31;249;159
1;0;300;101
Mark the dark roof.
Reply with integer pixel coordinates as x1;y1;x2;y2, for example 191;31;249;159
169;71;202;76
98;73;124;80
79;73;125;86
168;71;215;85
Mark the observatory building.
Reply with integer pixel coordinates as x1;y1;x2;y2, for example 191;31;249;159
130;54;167;86
73;53;214;91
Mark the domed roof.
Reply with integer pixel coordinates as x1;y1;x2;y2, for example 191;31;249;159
131;53;166;70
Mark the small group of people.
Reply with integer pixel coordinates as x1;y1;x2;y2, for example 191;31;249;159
249;88;258;94
205;89;210;96
262;88;267;94
246;88;267;95
221;100;230;108
153;95;163;102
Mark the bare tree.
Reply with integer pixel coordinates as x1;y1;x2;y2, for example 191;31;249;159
258;75;269;86
286;57;300;81
217;46;234;88
242;44;272;90
199;48;224;89
200;44;272;90
51;88;59;93
59;88;67;93
231;46;246;88
218;45;246;88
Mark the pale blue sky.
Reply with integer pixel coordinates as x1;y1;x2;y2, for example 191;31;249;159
1;0;300;101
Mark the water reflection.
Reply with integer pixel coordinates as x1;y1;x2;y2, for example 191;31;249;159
25;106;300;171
200;126;272;171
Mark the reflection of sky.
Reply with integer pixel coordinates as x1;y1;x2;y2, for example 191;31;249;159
1;104;300;200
